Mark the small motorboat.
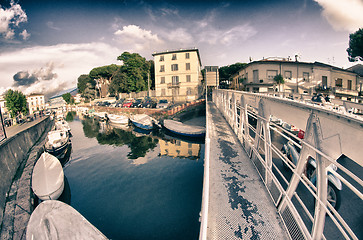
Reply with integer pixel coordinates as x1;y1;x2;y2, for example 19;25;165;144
130;114;155;130
26;200;107;240
107;113;129;125
55;120;71;133
31;152;64;201
45;130;70;158
163;119;206;138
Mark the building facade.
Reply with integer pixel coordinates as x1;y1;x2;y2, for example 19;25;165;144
26;94;45;115
152;48;203;103
231;58;362;101
205;66;219;88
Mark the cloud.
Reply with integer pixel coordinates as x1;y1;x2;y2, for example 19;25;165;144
198;23;257;46
314;0;363;32
13;61;58;87
0;42;120;97
0;0;28;40
46;21;61;31
19;29;30;40
114;25;164;51
166;28;193;44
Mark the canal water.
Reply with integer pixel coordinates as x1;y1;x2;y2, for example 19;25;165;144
60;113;204;239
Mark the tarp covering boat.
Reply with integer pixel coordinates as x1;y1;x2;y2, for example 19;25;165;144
32;152;64;200
163;119;206;138
26;200;107;240
107;114;129;125
130;114;155;130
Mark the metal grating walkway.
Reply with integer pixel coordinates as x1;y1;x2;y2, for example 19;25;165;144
206;101;288;239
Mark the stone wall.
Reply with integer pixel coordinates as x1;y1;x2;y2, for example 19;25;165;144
0;117;51;226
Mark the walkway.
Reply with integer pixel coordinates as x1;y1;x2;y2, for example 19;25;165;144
205;101;288;239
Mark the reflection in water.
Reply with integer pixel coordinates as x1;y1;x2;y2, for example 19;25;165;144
64;114;204;240
159;139;200;160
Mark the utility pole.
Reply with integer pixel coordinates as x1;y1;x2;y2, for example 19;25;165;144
147;72;150;98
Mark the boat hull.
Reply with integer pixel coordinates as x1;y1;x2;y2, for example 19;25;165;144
32;152;65;201
45;141;69;158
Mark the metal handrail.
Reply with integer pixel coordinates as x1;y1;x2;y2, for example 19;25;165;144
213;89;363;240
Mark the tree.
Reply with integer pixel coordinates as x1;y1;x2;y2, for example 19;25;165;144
62;93;74;105
77;74;94;94
4;89;28;118
219;63;247;88
274;74;285;92
117;52;151;93
347;28;363;62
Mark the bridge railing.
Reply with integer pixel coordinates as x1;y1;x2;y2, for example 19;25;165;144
213;89;363;240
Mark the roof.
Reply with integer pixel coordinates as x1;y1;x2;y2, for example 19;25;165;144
232;58;357;78
49;87;78;99
152;48;202;66
347;64;363;76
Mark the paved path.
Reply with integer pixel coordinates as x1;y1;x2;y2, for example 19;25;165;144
206;101;288;239
3;117;46;140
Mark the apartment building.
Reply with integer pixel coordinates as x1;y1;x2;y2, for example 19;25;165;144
152;48;203;103
231;58;362;101
26;93;45;114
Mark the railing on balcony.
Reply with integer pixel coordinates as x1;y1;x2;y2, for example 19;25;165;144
212;89;363;240
167;82;180;88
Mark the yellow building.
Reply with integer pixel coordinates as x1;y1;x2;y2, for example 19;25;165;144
152;48;203;103
26;93;45;114
159;139;201;159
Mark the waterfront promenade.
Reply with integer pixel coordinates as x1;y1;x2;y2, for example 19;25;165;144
201;101;288;239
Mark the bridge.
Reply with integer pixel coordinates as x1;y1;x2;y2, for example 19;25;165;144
200;89;363;240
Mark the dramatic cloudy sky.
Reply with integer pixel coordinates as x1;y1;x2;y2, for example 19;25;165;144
0;0;363;98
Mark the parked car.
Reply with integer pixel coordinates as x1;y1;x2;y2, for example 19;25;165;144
142;98;157;108
122;99;134;108
131;99;143;108
156;99;169;109
115;99;125;108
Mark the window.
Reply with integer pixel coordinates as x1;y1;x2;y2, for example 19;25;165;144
160;77;165;84
187;87;192;95
267;70;278;81
253;70;259;83
160;65;165;72
186;75;191;82
172;54;177;60
172;76;179;85
161;89;166;96
322;76;327;86
186;63;190;70
171;64;178;71
284;71;292;80
160;55;164;61
335;78;343;87
185;53;190;59
303;72;309;82
348;80;352;90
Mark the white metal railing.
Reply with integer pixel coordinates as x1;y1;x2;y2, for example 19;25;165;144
212;89;363;240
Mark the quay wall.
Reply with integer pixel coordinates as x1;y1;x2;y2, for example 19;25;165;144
0;117;51;225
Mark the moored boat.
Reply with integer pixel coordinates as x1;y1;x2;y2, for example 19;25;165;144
163;119;206;138
55;120;71;133
107;113;129;125
130;114;155;130
26;200;107;240
45;130;70;158
31;152;65;201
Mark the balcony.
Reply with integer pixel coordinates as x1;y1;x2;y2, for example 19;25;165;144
167;82;180;88
333;87;359;96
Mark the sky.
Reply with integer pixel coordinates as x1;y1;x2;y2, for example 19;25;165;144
0;0;363;99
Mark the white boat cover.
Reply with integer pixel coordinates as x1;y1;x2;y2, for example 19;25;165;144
46;130;68;148
130;114;153;126
55;120;71;132
32;152;64;200
164;119;206;135
26;200;107;240
108;114;129;124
